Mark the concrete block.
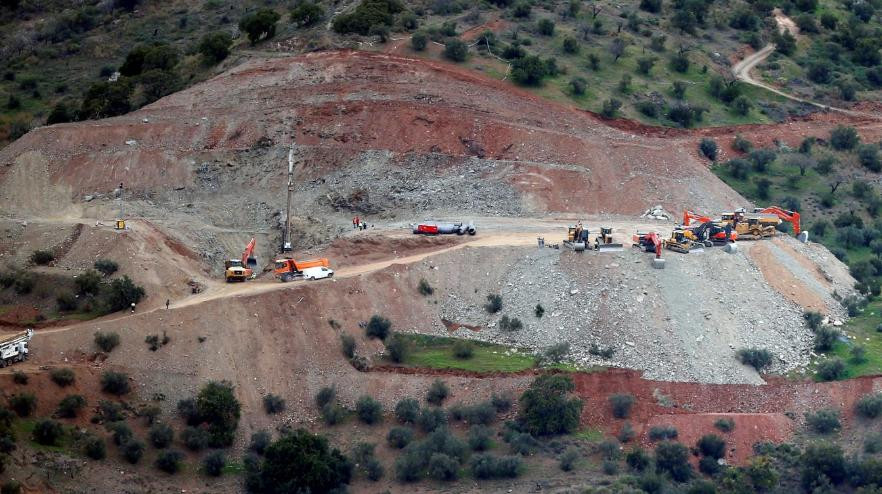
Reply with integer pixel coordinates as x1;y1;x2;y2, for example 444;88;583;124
652;258;666;269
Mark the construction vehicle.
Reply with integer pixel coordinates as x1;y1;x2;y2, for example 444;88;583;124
719;209;780;239
0;329;32;368
688;221;737;245
413;221;476;235
224;238;257;282
632;232;665;269
664;229;704;254
564;222;589;252
753;206;801;235
274;258;330;282
594;227;624;252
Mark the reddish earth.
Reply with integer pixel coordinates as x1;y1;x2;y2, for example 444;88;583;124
460;18;511;42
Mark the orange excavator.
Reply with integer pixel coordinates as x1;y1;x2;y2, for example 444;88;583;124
682;211;737;243
224;238;257;282
632;232;665;269
753;206;800;235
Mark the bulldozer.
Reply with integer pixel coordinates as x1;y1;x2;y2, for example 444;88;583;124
594;227;624;252
663;229;704;254
564;222;589;252
719;209;779;239
224;238;257;282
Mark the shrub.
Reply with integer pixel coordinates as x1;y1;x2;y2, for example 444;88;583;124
198;32;232;65
667;103;706;127
417;278;433;296
56;394;86;418
411;31;427;51
458;402;497;425
182;426;210;451
148;423;174;449
492;393;513;412
618;422;636;443
50;368;75;387
697;434;726;459
443;40;468;62
814;327;839;353
830;125;859;150
356;395;382;424
804;311;823;330
80;79;133;120
806;408;841;434
203;450;226;477
249;429;271;454
801;442;845;489
32;419;64;445
239;8;281;44
340;334;355;359
637;56;656;75
470;453;522;479
290;1;323;27
669;52;690;73
84;435;106;460
736;348;773;371
384;332;408;363
655;441;692;482
30;250;54;265
101;371;130;395
263;394;286;415
316;386;336;408
428;452;459;481
12;372;27;385
395;398;419;423
484;294;503;313
699;139;718;161
537;18;555;36
867;432;882;453
563;37;579;54
468;424;492;451
75;269;102;295
452;340;473;359
0;481;20;494
731;95;751;115
627;447;651;471
698;455;720;475
714;418;735;432
104;276;145;312
609;393;635;419
498;315;523;331
155;450;184;473
98;400;125;422
559;446;580;471
94;259;119;276
540;342;569;365
417;407;447;432
857;393;882;419
366;315;391;339
570;77;587;95
56;292;78;311
387;426;414;448
121;439;145;464
518;375;582;436
852;344;867;364
178;381;241;447
859;144;881;172
111;422;133;446
9;393;36;417
601;98;622;118
733;135;753;153
511;55;553;86
648;425;678;441
321;403;348;426
426;379;449;405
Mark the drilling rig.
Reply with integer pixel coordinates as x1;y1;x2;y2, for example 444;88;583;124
282;146;294;252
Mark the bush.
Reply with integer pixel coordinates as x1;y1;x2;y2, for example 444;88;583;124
428;452;459;481
80;80;133;120
50;368;76;387
249;430;271;454
321;404;347;426
182;426;210;451
12;372;27;385
859;144;881;172
30;250;54;265
56;292;78;311
84;435;106;460
417;407;447;432
470;454;522;479
426;379;449;405
698;455;720;475
655;441;692;482
111;422;133;446
316;386;336;408
637;56;656;75
801;442;845;489
198;32;232;65
75;269;102;295
484;294;503;313
667;103;706;128
395;398;419;423
814;326;839;353
669;52;690;73
263;394;286;415
32;419;64;445
627;447;651;471
830;125;859;150
56;394;86;418
340;334;355;359
636;100;660;118
9;393;37;417
385;332;408;363
857;393;882;419
806;408;841;433
696;434;726;459
563;36;579;54
609;393;635;419
618;421;636;443
90;260;118;278
468;424;493;451
733;135;753;153
648;425;678;441
699;138;718;161
417;278;434;296
239;8;281;44
498;315;523;331
601;98;622;118
736;348;773;371
101;371;130;395
148;423;174;449
155;449;184;473
731;95;751;115
714;418;735;432
356;395;383;424
492;393;513;412
366;315;391;339
104;276;145;312
559;446;580;471
570;77;587;95
672;80;687;99
203;450;226;477
387;426;414;448
256;429;352;490
537;18;555;36
290;2;324;27
443;39;468;62
518;375;582;436
98;400;125;422
411;31;428;51
804;310;823;330
191;381;241;447
457;401;497;425
0;481;20;494
121;439;145;464
452;340;473;359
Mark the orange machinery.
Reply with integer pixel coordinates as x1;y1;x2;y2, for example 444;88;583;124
274;258;330;282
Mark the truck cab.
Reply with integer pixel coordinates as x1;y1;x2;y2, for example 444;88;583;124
224;259;253;282
274;258;331;282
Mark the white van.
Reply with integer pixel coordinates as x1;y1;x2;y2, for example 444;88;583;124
302;266;334;280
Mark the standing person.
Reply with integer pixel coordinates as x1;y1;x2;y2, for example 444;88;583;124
165;299;170;310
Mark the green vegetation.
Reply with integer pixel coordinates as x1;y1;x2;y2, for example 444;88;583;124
178;380;241;447
517;375;582;436
388;334;536;372
246;429;352;493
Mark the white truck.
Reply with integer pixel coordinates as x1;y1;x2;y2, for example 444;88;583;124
0;329;32;368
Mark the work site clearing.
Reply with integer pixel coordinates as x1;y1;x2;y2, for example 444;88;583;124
0;49;881;493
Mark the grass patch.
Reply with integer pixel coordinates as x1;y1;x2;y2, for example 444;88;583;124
572;427;605;442
818;299;882;379
222;461;246;475
12;419;75;453
393;334;536;373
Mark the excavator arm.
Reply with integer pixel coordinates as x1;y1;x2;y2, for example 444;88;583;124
683;210;713;227
755;207;801;235
242;238;257;268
